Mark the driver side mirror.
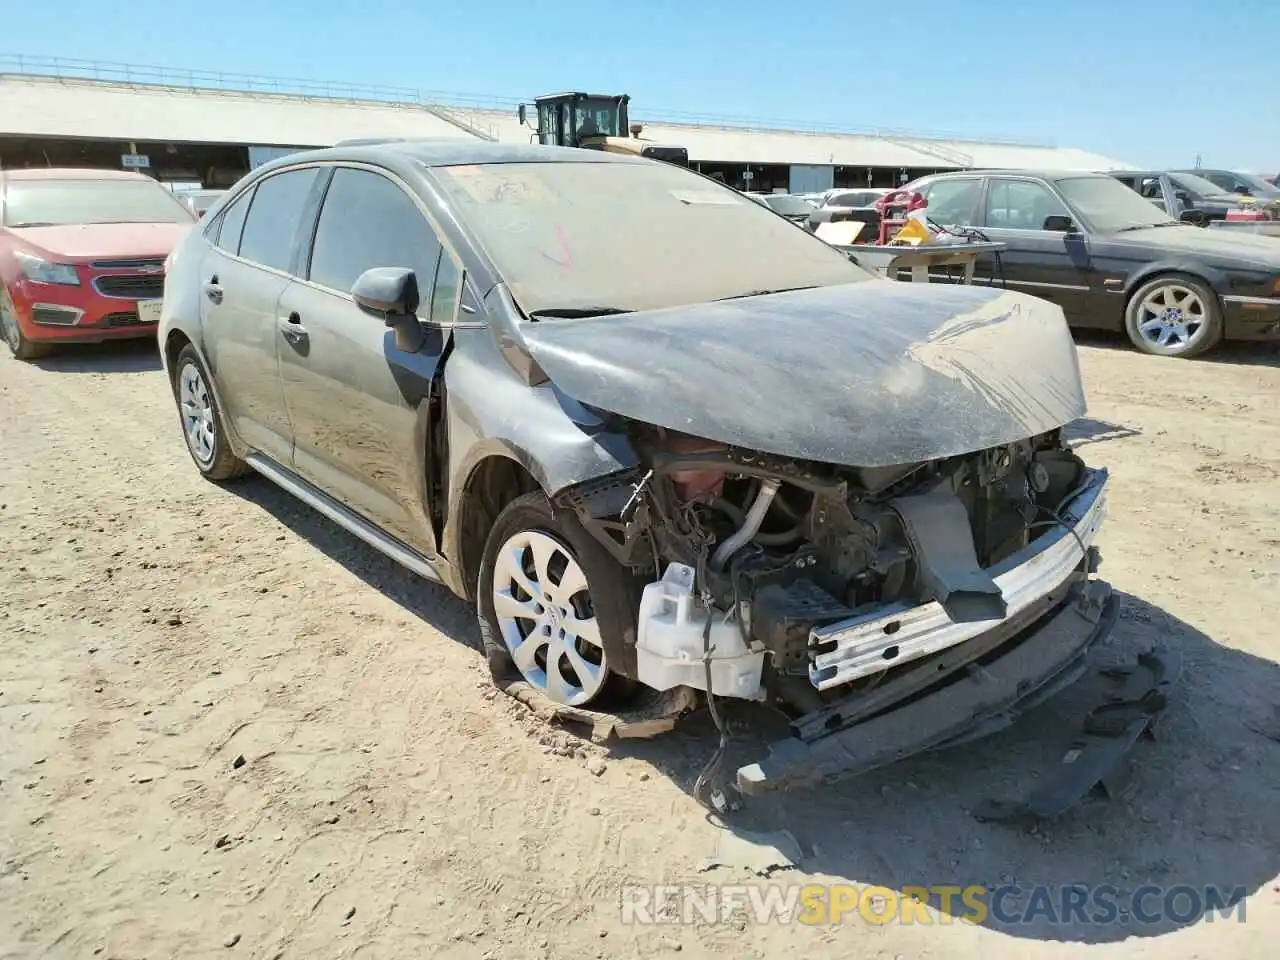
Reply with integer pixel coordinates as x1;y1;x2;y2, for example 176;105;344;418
518;103;528;127
352;267;425;353
1042;214;1077;233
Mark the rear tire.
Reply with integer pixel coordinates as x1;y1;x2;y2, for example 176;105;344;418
1;288;52;361
171;344;249;481
1124;274;1223;359
476;490;639;708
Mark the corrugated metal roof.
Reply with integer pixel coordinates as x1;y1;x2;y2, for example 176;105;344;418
1;74;1135;171
0;75;473;145
432;106;1135;171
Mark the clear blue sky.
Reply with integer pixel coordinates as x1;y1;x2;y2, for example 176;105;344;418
9;0;1278;169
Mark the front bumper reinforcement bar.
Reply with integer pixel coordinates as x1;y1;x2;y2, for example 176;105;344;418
809;467;1109;690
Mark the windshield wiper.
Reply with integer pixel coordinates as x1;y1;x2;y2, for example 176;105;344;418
7;221;56;228
1114;222;1182;232
717;285;818;301
528;306;634;320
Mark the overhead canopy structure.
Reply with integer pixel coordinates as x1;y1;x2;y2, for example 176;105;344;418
0;75;479;147
0;73;1134;172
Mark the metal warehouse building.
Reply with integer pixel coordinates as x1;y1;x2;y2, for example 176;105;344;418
0;58;1135;192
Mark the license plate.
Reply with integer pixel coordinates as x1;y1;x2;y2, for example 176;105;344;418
136;299;163;325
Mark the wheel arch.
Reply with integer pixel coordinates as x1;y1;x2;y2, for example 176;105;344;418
162;327;193;382
448;448;543;601
166;335;251;460
1123;260;1230;306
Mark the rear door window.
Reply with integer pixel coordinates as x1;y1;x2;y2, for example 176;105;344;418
919;178;981;224
307;168;443;308
237;168;321;272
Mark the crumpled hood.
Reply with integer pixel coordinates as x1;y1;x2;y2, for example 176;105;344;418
519;280;1087;468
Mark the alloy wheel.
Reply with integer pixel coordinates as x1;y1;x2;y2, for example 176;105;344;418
1135;283;1206;351
490;529;610;706
179;361;218;466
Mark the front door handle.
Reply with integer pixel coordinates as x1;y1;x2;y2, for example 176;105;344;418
203;277;223;304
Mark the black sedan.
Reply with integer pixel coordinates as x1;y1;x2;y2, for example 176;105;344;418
904;169;1280;358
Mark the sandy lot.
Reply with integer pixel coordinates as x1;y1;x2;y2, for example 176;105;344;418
2;334;1278;960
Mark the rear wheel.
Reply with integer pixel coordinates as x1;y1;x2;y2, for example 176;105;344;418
1124;275;1223;359
171;344;248;481
477;491;638;708
1;288;52;361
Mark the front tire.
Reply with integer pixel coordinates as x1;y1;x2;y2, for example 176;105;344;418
477;491;639;708
1124;274;1223;359
171;344;248;481
1;288;52;361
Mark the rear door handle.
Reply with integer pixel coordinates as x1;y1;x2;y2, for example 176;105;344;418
203;277;223;304
278;311;308;343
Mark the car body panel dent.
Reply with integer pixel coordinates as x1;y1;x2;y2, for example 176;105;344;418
443;325;639;501
519;281;1086;468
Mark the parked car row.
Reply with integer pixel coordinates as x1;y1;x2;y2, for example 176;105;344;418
900;169;1280;358
734;168;1280;360
1107;169;1280;226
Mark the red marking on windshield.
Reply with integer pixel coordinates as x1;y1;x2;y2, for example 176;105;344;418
539;223;573;271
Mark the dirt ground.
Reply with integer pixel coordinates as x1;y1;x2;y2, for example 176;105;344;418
2;334;1278;960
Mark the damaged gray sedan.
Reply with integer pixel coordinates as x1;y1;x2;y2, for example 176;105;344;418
160;141;1164;810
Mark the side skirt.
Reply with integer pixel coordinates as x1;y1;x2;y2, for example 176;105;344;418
246;453;444;584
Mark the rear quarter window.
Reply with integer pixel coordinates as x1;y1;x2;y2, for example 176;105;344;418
212;188;254;256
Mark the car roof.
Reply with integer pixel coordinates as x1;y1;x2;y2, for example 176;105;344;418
922;169;1113;180
0;167;154;182
263;138;642;170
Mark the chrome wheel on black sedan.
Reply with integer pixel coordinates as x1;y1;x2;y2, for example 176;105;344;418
1124;275;1223;359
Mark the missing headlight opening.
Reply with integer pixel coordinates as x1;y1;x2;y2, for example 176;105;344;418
558;422;1111;807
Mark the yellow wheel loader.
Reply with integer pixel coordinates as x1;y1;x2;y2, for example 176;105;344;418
518;92;690;166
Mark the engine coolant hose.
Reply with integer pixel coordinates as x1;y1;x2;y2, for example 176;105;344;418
711;479;781;570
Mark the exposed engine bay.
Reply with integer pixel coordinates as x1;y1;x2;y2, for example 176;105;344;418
560;423;1106;720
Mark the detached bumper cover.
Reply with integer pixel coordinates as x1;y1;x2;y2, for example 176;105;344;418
736;578;1120;796
810;467;1109;690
